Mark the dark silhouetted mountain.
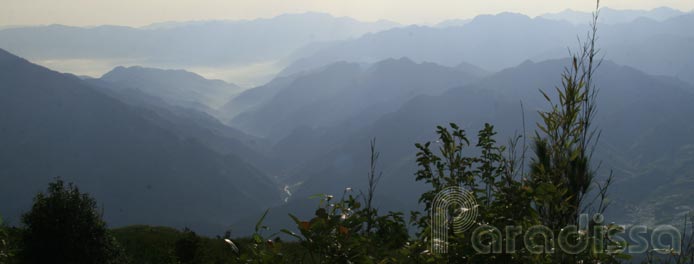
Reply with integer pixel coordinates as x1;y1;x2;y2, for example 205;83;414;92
0;49;280;234
0;13;398;67
100;66;241;117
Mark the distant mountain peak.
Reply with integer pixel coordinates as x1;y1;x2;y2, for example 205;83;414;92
651;6;678;12
365;57;460;75
99;65;241;114
540;6;686;24
482;12;531;20
102;66;238;89
468;12;532;26
372;57;416;66
103;65;205;80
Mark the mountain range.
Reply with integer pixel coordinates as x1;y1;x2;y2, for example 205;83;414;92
0;13;397;67
284;12;694;86
0;13;398;86
1;7;693;237
540;6;689;25
0;49;280;234
227;58;483;138
231;58;694;233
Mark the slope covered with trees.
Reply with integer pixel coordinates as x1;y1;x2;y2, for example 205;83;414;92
0;48;280;234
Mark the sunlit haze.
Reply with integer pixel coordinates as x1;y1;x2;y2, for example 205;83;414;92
2;0;694;27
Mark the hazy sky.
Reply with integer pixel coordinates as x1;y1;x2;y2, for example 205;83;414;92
2;0;694;27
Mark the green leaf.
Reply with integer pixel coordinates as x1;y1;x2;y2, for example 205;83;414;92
255;209;269;233
308;193;326;199
280;229;302;240
539;89;551;102
288;213;301;225
252;233;263;244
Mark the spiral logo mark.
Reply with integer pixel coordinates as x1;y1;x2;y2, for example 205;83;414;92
431;186;478;254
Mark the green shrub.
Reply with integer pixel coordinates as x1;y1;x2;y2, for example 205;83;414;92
20;179;128;264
